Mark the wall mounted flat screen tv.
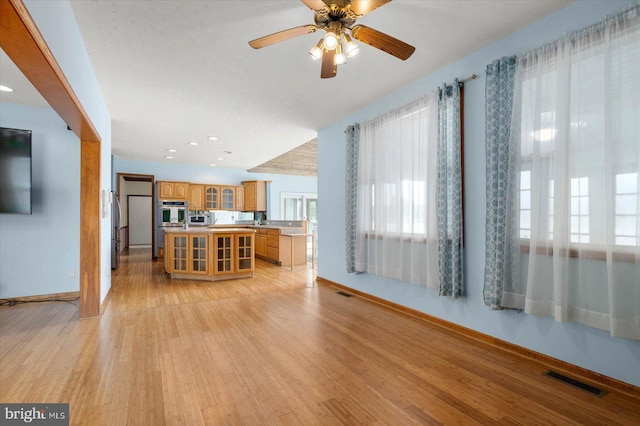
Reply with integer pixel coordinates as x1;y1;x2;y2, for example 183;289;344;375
0;127;32;214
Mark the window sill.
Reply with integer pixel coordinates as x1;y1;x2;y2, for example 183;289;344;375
519;241;638;263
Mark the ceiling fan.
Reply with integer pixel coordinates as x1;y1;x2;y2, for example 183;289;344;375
248;0;415;79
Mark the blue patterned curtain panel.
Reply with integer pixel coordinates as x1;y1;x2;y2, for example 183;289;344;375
483;56;516;309
437;81;464;298
345;124;360;273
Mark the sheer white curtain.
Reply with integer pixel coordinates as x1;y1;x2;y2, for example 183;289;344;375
355;91;439;288
503;6;640;339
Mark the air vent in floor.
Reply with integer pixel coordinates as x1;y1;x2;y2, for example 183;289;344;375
543;370;608;397
336;291;354;298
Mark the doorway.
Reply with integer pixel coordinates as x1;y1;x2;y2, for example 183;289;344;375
128;195;152;247
281;192;318;262
117;173;155;256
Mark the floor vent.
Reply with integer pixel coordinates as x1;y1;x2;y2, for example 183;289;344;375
543;370;608;397
336;291;354;298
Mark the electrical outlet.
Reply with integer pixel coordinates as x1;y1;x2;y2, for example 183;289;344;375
68;269;75;278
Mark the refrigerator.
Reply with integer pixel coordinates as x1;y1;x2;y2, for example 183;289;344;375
111;191;121;269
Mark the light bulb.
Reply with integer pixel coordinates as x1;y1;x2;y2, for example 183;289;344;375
334;42;346;65
324;31;338;50
343;33;359;57
309;39;324;61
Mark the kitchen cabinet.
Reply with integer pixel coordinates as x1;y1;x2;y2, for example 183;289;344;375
204;185;221;210
235;186;245;211
213;234;234;275
165;232;209;275
267;229;280;261
255;227;281;264
236;234;254;273
158;181;189;200
256;229;268;258
188;184;205;211
163;228;254;281
213;233;254;275
242;180;267;211
221;186;235;210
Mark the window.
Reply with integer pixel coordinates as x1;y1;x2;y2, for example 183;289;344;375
484;4;640;339
280;192;317;222
615;172;638;246
353;85;463;291
520;170;531;239
570;177;590;243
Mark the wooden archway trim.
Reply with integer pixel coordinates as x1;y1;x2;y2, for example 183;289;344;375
1;0;102;317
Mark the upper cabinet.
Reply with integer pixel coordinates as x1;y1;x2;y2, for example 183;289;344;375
158;181;189;200
235;186;245;211
204;185;221;210
188;184;205;211
221;186;235;210
158;180;265;211
243;180;267;211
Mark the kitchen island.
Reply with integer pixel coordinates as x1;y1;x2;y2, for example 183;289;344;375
163;227;255;281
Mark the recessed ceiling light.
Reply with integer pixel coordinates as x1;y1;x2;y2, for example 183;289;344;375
167;149;177;153
208;136;218;141
165;156;174;159
223;151;232;155
0;85;14;92
189;141;199;146
217;157;224;161
209;163;216;167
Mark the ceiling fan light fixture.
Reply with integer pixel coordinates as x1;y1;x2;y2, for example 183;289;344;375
324;31;339;50
309;39;324;61
334;42;347;65
342;33;359;57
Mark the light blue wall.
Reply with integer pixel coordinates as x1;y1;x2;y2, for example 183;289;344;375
0;103;80;298
24;0;113;302
317;0;640;387
115;159;317;219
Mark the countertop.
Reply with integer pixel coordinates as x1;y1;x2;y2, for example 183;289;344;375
206;224;307;233
162;227;255;234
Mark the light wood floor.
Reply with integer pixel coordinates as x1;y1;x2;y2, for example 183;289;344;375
1;248;638;425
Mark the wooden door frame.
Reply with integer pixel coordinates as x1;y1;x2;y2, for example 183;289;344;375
117;173;155;255
1;0;102;317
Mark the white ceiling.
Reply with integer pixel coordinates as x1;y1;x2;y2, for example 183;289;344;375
1;0;573;170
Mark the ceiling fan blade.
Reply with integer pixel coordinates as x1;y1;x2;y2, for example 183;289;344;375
321;49;337;79
301;0;327;12
351;24;415;60
249;25;317;49
349;0;392;16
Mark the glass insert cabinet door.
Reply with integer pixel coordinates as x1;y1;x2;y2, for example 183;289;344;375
221;187;234;210
205;186;220;210
214;235;234;274
237;234;253;272
172;235;188;272
190;235;208;274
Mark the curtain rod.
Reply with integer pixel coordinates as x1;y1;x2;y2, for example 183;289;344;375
458;74;478;87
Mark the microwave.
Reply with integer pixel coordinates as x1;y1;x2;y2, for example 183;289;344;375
188;213;209;226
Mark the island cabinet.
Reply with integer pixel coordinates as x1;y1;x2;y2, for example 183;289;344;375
158;181;189;200
163;228;254;281
164;232;209;276
255;227;281;264
242;180;267;211
213;233;254;276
